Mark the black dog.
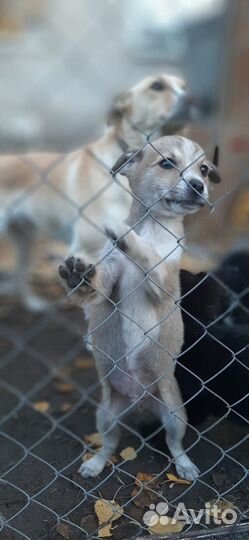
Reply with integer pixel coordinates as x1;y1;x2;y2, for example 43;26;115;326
177;252;249;427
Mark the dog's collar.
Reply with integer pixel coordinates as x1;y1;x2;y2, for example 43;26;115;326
86;138;129;171
117;137;129;152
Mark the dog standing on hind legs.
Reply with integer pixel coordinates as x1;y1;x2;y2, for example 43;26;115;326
59;135;221;480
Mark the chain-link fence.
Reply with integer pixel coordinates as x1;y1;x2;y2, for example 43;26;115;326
1;1;249;540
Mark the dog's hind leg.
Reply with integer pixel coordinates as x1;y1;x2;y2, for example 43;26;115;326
79;386;129;478
6;215;49;311
154;375;199;481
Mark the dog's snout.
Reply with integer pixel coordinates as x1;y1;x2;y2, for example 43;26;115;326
189;178;204;194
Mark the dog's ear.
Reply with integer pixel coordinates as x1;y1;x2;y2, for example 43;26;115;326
107;91;132;125
111;149;143;176
208;146;221;183
212;145;219;167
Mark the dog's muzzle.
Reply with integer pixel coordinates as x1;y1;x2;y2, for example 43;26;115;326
165;182;207;210
165;196;205;209
160;93;195;135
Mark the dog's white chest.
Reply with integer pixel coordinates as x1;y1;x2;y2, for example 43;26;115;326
104;175;131;228
140;220;183;262
109;350;157;401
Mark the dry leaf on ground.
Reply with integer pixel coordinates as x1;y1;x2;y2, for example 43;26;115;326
84;432;103;447
74;357;95;369
82;451;95;462
95;499;115;523
53;382;75;394
135;472;155;485
166;473;192;486
59;402;72;413
94;499;124;538
56;522;70;539
97;524;112;538
131;486;156;509
120;446;137;461
131;472;158;508
148;517;185;535
33;401;50;413
107;454;118;466
206;499;236;521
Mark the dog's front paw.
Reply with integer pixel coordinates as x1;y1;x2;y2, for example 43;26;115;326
175;456;199;482
78;455;106;478
59;256;95;291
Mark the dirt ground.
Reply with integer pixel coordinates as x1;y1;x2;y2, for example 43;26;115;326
0;275;249;540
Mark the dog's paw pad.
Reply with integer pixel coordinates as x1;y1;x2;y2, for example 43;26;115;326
65;256;75;270
59;257;94;291
75;259;86;273
59;265;69;279
67;272;83;289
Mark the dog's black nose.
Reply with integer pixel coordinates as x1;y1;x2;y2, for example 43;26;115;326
189;178;204;194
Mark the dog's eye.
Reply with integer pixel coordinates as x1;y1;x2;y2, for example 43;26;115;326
200;164;209;177
159;158;176;170
150;80;165;91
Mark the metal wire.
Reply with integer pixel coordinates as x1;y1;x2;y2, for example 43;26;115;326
0;41;249;540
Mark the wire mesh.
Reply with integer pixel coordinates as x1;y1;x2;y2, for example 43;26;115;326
0;4;249;540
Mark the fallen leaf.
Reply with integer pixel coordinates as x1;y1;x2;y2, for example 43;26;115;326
107;455;118;466
94;499;114;523
82;451;96;462
94;499;124;538
98;524;112;537
166;473;191;486
131;486;156;509
120;447;137;461
74;357;95;369
33;401;50;413
135;472;155;485
131;471;158;508
53;382;75;394
56;522;70;539
60;402;72;413
206;499;236;521
85;432;102;448
148;517;185;535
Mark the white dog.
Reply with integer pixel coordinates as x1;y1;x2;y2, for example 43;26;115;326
59;135;221;480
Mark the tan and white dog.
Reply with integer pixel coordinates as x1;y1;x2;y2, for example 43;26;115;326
59;135;221;480
0;74;192;310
